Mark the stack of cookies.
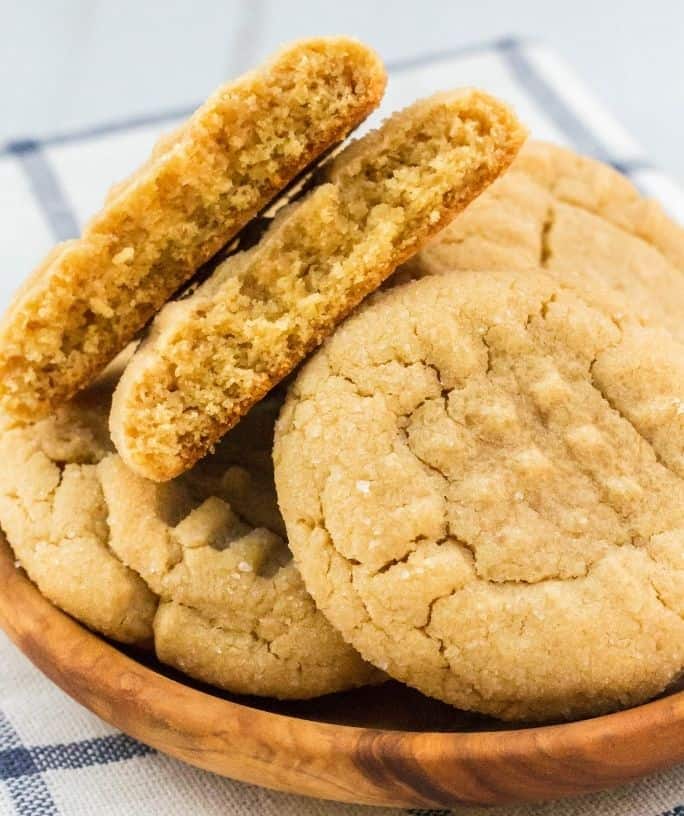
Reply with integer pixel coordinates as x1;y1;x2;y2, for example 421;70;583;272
1;36;682;722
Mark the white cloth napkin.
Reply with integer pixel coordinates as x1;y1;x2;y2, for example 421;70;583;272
1;37;683;816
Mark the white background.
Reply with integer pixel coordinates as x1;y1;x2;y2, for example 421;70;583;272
2;0;684;182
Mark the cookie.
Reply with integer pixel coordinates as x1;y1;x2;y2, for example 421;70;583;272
110;89;526;481
402;141;684;340
0;363;377;696
274;269;684;721
0;361;157;644
0;37;386;421
99;394;379;698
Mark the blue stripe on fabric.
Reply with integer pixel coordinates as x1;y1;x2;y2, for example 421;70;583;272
496;38;614;164
658;806;684;816
0;713;22;751
7;140;79;241
0;748;38;780
31;733;154;772
407;810;452;816
610;158;656;175
5;775;59;816
0;734;154;779
1;708;154;815
0;711;59;816
0;108;193;157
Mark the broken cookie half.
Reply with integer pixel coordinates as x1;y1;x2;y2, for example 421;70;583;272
0;37;386;421
110;89;526;481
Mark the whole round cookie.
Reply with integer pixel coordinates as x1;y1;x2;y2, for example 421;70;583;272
0;362;157;645
401;141;684;341
98;393;380;699
0;368;378;697
274;269;684;721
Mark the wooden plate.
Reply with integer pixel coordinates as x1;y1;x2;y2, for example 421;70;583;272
1;532;683;809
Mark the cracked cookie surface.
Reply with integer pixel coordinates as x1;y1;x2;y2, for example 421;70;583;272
274;269;684;721
100;394;380;698
401;141;684;340
0;361;157;644
0;368;378;696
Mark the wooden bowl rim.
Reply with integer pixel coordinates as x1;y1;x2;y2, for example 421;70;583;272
1;533;683;808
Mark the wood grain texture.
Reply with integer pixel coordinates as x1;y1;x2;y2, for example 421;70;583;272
1;531;683;808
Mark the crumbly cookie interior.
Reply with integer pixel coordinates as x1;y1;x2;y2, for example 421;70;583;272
0;37;385;420
111;90;526;481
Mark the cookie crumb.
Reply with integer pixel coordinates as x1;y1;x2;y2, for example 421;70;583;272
113;247;135;265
